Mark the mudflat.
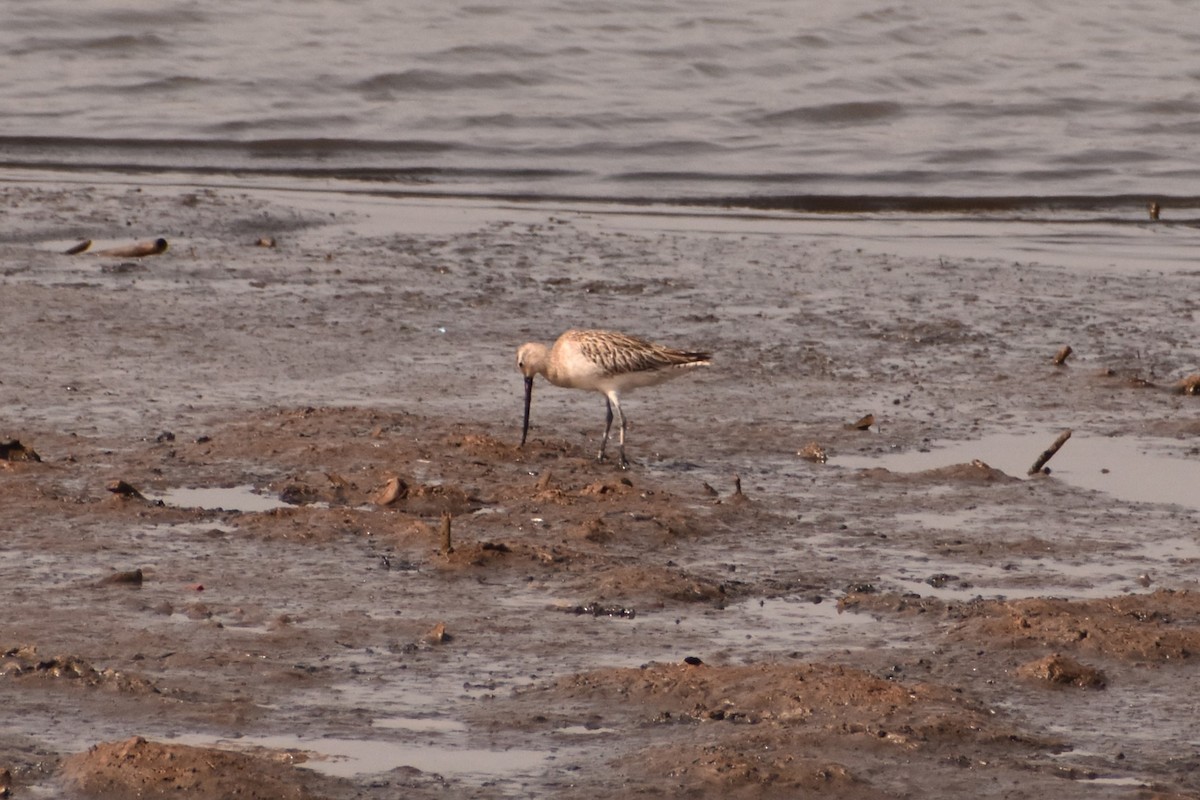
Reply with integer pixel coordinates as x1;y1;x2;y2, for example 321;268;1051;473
1;181;1198;799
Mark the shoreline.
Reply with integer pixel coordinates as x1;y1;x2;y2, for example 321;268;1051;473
6;168;1199;278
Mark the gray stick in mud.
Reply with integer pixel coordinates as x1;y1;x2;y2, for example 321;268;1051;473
1028;429;1072;475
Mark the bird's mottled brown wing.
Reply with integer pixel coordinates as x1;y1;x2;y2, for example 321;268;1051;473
576;330;710;376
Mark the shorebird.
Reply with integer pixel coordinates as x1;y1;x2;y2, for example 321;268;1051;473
517;329;711;467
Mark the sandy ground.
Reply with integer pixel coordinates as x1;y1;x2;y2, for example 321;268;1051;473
1;179;1199;799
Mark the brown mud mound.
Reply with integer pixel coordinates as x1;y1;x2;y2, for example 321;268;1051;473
841;588;1200;662
0;439;41;462
585;564;731;606
59;736;336;799
519;660;1061;798
968;590;1200;661
856;460;1018;484
2;645;158;694
1017;653;1108;689
542;661;1037;744
638;738;887;800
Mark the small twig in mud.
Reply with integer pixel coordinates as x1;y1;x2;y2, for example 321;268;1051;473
1053;345;1073;366
1028;429;1072;475
732;474;743;497
439;512;453;555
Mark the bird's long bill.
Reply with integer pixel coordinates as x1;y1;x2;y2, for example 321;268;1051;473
520;375;534;447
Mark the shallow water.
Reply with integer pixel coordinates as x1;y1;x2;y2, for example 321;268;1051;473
151;485;293;513
172;733;553;781
838;431;1200;511
2;0;1199;209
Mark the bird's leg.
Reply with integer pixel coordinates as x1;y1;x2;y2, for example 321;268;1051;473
597;398;614;462
610;393;630;469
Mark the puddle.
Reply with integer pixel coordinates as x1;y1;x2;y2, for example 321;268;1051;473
172;733;552;780
1083;778;1153;787
555;725;619;736
150;485;292;512
839;432;1200;511
708;595;898;653
803;526;1163;601
1029;678;1200;785
1130;535;1200;563
372;716;467;734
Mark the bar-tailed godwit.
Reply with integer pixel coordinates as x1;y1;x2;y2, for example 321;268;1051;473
517;329;711;467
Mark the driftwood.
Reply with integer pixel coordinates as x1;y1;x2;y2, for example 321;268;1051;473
1052;345;1073;366
1028;430;1072;475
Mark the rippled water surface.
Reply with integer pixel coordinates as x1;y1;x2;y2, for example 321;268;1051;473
3;0;1199;208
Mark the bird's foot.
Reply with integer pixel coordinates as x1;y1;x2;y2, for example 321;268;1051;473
595;450;632;469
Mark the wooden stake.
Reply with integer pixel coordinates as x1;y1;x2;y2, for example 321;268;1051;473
1028;430;1072;475
439;512;453;554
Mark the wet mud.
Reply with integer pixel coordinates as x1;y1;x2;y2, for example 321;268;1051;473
1;181;1198;798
